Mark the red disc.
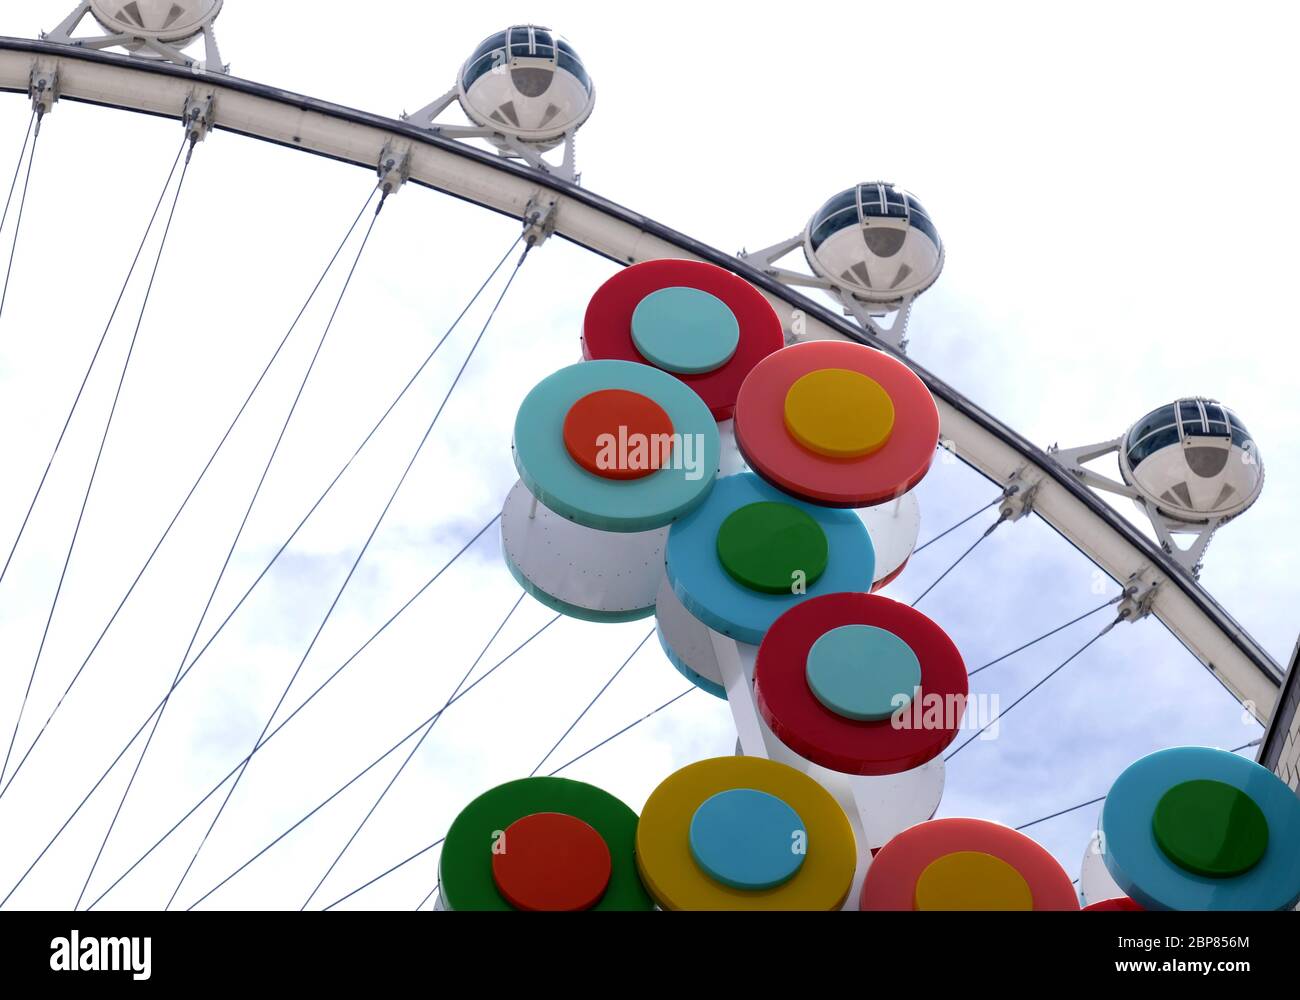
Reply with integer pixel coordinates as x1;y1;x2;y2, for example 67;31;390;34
734;341;939;507
861;818;1080;911
583;259;784;421
754;592;967;775
490;812;613;911
1083;897;1144;911
562;388;675;480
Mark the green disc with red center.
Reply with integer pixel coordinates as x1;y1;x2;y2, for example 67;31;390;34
491;812;613;911
715;501;829;594
440;776;652;911
562;388;675;480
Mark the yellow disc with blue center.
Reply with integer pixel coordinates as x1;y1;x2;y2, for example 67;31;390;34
635;756;856;910
783;368;895;459
914;851;1034;911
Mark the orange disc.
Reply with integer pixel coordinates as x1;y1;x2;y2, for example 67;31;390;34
562;388;675;481
491;812;613;911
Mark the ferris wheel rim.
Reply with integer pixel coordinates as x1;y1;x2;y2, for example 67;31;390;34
0;36;1282;724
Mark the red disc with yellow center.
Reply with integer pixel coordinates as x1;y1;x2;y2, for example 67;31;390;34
861;818;1080;911
562;388;675;480
735;340;939;507
490;811;614;911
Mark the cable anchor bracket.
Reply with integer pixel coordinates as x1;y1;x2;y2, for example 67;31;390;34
998;467;1042;524
522;193;558;248
182;93;216;155
376;143;411;201
1115;569;1160;624
29;63;59;129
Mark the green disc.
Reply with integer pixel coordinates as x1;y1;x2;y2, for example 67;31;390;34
715;501;829;595
440;776;654;910
1152;779;1269;879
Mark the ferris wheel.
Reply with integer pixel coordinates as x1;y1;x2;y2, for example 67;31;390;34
0;4;1295;913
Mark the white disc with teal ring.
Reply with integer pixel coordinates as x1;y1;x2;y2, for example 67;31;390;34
501;480;666;623
665;472;875;645
1099;745;1300;910
654;576;758;699
512;359;721;533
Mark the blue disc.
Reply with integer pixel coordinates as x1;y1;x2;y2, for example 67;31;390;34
1100;746;1300;911
513;360;721;533
632;287;740;375
665;473;874;644
805;624;921;721
689;788;806;890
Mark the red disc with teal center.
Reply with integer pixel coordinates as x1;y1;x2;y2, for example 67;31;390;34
715;501;829;595
1152;779;1269;878
562;388;674;481
491;811;614;911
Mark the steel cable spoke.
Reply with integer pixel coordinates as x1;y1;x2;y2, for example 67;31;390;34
165;241;534;909
529;628;654;778
9;512;502;911
1;133;191;787
0;228;521;803
0;109;41;326
181;611;559;911
298;592;525;910
945;616;1120;762
74;188;385;909
909;512;1006;609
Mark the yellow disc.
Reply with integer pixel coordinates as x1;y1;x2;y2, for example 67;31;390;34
914;851;1034;911
635;757;857;910
783;368;895;459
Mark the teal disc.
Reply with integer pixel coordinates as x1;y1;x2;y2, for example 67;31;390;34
632;286;740;375
805;624;922;722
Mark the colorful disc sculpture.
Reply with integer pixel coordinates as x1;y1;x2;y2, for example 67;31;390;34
1098;746;1300;911
860;818;1080;911
754;592;967;775
635;756;857;910
582;258;785;420
465;258;1295;915
439;776;653;911
734;340;940;507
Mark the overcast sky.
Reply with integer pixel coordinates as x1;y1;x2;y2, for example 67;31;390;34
0;2;1293;909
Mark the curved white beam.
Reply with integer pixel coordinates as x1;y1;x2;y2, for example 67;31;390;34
0;37;1281;722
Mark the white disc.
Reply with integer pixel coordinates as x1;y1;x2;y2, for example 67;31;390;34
654;576;758;697
501;480;665;622
859;489;920;590
1080;827;1125;906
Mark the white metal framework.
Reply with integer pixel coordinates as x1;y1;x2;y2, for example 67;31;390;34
42;0;226;72
1052;398;1264;577
0;36;1281;731
741;182;945;351
402;25;593;183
